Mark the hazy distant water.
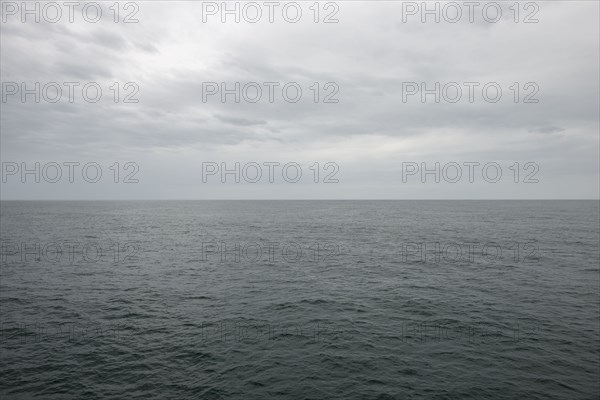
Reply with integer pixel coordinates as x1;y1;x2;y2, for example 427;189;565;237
0;200;598;399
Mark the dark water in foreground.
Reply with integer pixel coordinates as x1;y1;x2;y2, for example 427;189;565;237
0;201;598;399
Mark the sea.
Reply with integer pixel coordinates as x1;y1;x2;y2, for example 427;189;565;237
0;200;598;399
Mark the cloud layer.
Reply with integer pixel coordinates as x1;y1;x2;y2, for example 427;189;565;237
1;1;598;199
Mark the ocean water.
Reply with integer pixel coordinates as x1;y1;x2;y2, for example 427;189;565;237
0;200;598;399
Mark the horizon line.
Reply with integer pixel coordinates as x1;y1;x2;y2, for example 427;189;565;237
1;199;599;202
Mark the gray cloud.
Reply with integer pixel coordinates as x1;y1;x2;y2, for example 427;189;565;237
1;1;598;199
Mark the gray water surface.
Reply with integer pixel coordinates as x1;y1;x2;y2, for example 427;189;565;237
1;201;599;399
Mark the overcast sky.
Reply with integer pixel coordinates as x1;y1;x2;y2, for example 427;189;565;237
1;0;598;199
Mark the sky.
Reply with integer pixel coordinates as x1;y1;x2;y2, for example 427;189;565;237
1;0;598;199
